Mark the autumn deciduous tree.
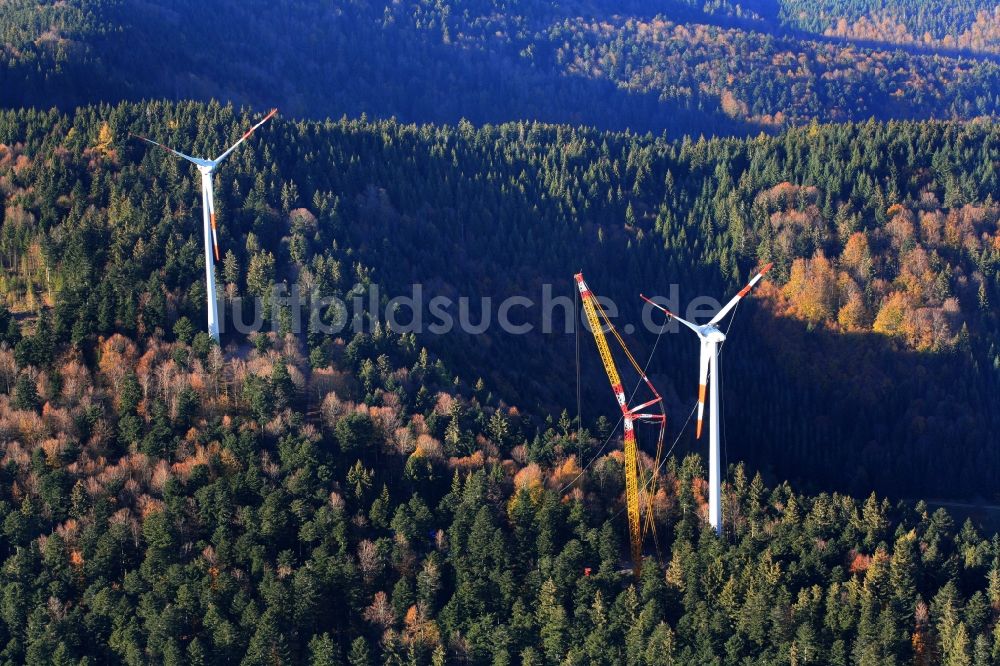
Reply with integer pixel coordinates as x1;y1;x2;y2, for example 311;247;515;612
783;252;840;324
841;231;874;282
837;289;870;331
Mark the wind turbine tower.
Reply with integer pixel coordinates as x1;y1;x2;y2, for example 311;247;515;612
133;108;277;342
642;263;773;534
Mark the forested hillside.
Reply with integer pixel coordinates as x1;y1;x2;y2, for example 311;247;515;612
2;0;1000;659
0;321;999;663
0;104;999;662
2;0;1000;133
0;102;997;501
0;312;998;663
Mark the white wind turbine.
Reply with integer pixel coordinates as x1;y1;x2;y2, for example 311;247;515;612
132;108;278;342
642;262;773;534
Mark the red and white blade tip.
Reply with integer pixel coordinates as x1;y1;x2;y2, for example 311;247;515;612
640;294;675;317
131;134;175;154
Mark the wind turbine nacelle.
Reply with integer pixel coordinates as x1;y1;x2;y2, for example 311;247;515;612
699;325;727;343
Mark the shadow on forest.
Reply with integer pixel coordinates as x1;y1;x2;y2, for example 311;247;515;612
708;0;1000;64
7;0;995;137
407;275;998;506
0;0;763;138
304;115;1000;506
716;304;999;501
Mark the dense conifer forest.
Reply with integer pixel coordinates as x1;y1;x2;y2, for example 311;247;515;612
2;0;1000;132
2;1;1000;664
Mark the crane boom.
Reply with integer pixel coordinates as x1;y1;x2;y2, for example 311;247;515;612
575;273;665;576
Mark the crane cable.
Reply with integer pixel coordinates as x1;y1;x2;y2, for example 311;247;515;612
565;281;745;553
575;283;582;437
631;296;743;540
592;295;669;520
589;297;668;560
609;399;698;526
558;298;668;495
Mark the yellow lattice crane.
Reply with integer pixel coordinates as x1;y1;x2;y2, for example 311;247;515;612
575;273;666;576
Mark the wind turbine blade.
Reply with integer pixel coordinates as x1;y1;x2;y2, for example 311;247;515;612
131;133;203;166
708;262;774;326
213;108;278;164
641;294;702;335
696;342;710;438
204;176;220;262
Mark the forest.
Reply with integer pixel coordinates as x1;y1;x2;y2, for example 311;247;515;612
0;100;996;661
1;320;998;664
2;0;1000;133
1;102;998;496
3;0;1000;661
